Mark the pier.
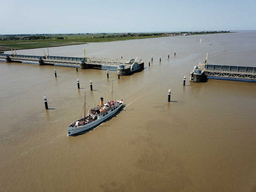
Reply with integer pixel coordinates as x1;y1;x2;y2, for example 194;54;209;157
204;64;256;81
190;61;256;82
190;53;256;82
0;53;144;75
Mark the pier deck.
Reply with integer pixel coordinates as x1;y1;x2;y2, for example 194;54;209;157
190;63;256;82
205;65;256;77
0;53;144;75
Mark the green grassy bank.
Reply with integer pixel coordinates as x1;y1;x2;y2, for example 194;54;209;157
0;31;230;51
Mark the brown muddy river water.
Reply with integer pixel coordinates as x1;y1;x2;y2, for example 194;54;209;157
0;32;256;191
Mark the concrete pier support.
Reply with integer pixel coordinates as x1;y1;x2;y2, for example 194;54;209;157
6;56;11;63
139;62;144;71
80;59;89;69
80;63;87;69
192;73;208;82
39;57;44;65
80;63;95;69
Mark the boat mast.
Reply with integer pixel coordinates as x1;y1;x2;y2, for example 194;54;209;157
111;81;113;100
84;92;86;118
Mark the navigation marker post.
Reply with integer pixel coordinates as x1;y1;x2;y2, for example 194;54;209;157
90;80;93;91
44;95;48;109
77;79;80;89
168;89;171;102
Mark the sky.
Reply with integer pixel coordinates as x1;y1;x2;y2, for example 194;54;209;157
1;0;256;34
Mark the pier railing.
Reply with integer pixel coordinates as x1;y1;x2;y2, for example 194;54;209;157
190;63;256;82
0;54;144;75
203;64;256;81
205;64;256;74
0;53;137;67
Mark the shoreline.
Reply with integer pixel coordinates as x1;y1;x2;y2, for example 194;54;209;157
0;31;230;51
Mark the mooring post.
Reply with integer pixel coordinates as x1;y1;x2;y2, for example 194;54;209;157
183;76;186;86
168;89;171;102
107;70;109;78
54;69;57;77
77;79;80;89
44;95;48;109
118;71;120;79
90;80;93;91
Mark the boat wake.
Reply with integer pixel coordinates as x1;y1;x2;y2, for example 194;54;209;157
124;95;144;109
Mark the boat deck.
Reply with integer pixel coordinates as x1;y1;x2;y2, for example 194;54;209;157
69;101;122;128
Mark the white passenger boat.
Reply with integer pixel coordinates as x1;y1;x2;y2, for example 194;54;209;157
68;96;123;136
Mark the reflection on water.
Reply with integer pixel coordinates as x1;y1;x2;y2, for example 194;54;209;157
0;31;256;192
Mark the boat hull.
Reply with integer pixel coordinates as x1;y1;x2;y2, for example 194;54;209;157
68;103;123;136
